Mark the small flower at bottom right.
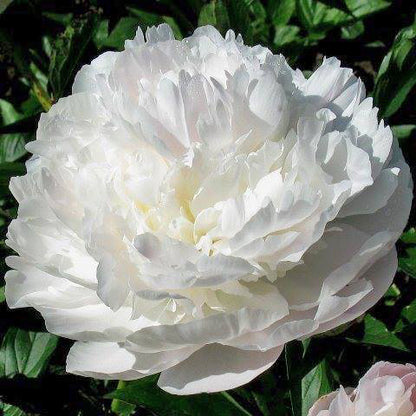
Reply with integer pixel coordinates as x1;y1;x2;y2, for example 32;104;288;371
309;361;416;416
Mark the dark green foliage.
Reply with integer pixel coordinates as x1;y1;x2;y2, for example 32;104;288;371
0;0;415;415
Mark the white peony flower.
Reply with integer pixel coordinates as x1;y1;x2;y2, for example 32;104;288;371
308;361;416;416
5;24;412;395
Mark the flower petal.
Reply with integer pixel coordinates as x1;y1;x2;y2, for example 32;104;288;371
157;343;283;394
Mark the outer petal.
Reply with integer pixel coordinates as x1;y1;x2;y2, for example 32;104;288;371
67;341;144;380
157;343;283;394
67;341;199;380
5;258;151;342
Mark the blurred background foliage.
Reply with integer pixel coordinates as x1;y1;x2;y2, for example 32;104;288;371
0;0;415;414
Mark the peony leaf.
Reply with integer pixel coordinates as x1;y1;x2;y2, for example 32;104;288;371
42;12;74;26
391;124;416;142
0;328;58;378
274;25;302;47
198;1;217;26
344;0;391;18
0;161;25;196
225;0;254;42
348;315;408;351
373;18;416;118
0;329;57;416
273;25;306;64
301;360;333;416
0;0;13;14
49;14;99;99
0;162;26;184
0;403;25;416
341;20;364;39
394;299;416;349
102;17;142;50
0;100;28;164
401;228;416;244
401;299;416;324
296;0;353;34
127;8;183;39
199;0;262;42
111;381;136;416
319;0;351;14
399;250;416;279
93;19;109;49
268;0;296;26
105;375;252;416
198;0;231;35
399;229;416;279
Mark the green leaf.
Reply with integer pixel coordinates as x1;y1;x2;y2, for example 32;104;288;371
0;402;25;416
0;28;51;111
384;283;401;306
0;99;21;125
0;135;27;164
198;2;217;26
345;0;391;18
401;299;416;324
268;0;296;25
401;228;416;244
42;12;74;26
198;0;230;35
94;19;109;48
49;14;99;99
111;380;136;415
274;25;302;47
301;360;332;416
127;8;183;39
366;40;386;48
399;229;416;278
0;100;29;163
0;328;58;378
127;7;165;26
348;315;408;351
0;0;13;14
0;329;57;416
251;391;271;416
319;0;351;13
246;0;268;43
102;17;142;50
373;18;416;118
199;0;264;42
296;0;352;35
224;0;255;42
341;20;364;39
273;25;306;63
391;124;416;141
105;375;252;416
399;247;416;279
0;162;26;187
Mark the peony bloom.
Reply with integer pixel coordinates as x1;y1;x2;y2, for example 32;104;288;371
5;24;412;394
308;361;416;416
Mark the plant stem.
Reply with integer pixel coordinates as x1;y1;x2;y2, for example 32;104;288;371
220;391;253;416
110;380;127;414
285;343;303;416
